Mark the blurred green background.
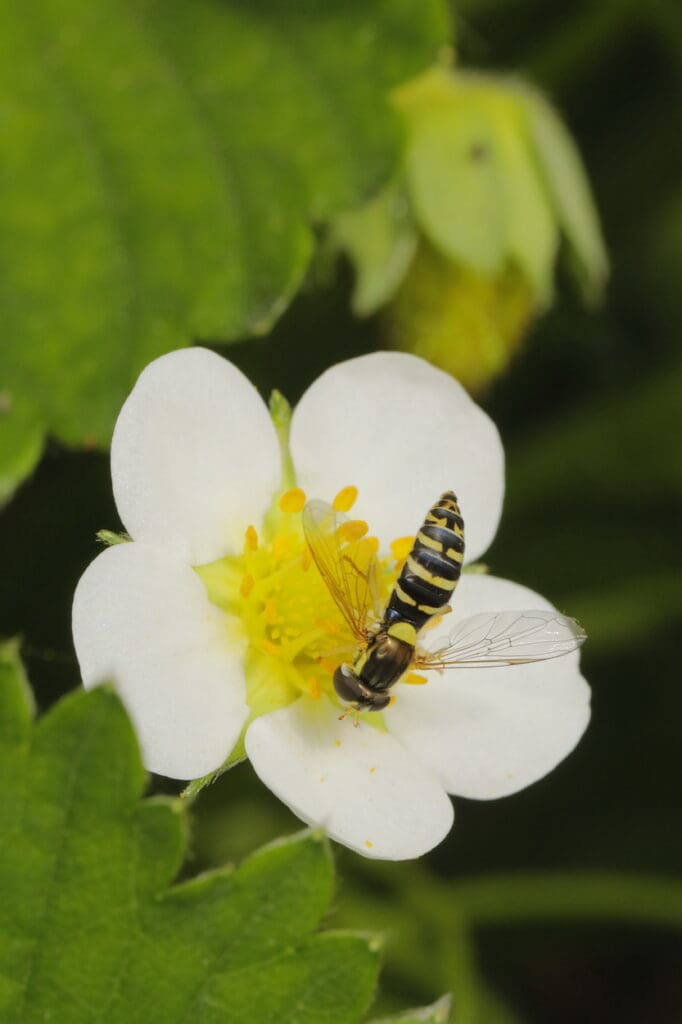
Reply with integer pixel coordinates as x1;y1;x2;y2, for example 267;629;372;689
0;1;680;1022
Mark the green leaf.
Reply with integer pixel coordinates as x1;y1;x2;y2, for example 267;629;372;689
0;647;380;1024
0;0;449;501
368;994;452;1024
0;393;44;509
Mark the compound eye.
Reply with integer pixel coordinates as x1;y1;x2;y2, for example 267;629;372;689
333;664;364;704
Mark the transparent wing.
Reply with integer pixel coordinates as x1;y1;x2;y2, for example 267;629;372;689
302;499;382;642
415;610;587;669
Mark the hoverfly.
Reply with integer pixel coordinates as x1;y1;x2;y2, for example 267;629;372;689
302;491;586;713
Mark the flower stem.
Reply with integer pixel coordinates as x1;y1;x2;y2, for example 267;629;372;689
451;871;682;930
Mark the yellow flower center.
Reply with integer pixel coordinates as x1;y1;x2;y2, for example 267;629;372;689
195;486;396;722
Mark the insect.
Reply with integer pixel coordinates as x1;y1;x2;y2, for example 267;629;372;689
302;491;587;714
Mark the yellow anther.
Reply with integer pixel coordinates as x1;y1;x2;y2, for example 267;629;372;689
369;767;376;774
337;519;368;543
279;487;306;513
197;486;398;720
364;840;373;849
335;739;342;747
333;485;358;513
404;671;428;686
390;536;414;562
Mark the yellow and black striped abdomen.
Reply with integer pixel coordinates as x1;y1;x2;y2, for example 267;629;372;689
385;491;465;633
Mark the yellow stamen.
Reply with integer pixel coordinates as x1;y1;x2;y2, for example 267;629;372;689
279;487;306;513
273;534;292;560
333;485;358;512
404;671;428;686
357;535;380;559
337;519;368;543
364;840;373;849
265;598;279;625
195;483;395;730
315;617;340;635
390;536;413;562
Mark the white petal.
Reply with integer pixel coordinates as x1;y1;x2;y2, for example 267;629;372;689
289;352;504;562
112;348;281;565
245;697;453;860
72;543;248;779
385;574;591;800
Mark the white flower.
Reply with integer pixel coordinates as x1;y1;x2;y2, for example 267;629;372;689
72;348;590;860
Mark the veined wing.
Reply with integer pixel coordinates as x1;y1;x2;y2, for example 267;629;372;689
302;499;382;642
414;610;587;669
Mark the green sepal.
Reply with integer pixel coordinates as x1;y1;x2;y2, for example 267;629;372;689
336;63;607;333
96;529;132;546
332;182;418;316
269;388;297;493
180;741;249;804
0;639;35;747
514;81;609;305
395;68;558;298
